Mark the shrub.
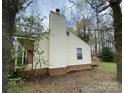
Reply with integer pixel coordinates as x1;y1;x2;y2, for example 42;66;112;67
101;47;115;62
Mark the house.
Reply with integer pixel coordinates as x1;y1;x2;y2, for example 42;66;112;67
13;9;92;76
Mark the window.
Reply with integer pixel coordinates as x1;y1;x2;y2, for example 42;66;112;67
66;31;69;36
77;48;82;60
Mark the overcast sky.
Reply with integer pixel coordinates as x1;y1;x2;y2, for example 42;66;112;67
25;0;69;17
21;0;112;31
24;0;70;29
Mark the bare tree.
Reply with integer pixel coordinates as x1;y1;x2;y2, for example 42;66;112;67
98;8;114;53
76;18;93;43
86;0;122;82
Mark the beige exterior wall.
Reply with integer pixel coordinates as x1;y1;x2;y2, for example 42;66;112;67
66;32;92;66
49;11;67;68
33;35;49;69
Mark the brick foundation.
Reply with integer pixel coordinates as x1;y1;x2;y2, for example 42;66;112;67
25;64;92;78
67;64;92;72
49;67;67;76
49;64;92;76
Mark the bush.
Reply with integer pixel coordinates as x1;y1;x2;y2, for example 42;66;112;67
101;47;115;62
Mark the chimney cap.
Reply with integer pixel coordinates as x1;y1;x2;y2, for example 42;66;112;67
56;8;60;14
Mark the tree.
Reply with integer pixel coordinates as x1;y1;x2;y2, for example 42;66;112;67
97;10;115;53
86;0;122;82
3;1;18;93
67;0;93;43
2;0;32;92
76;18;91;43
16;15;44;32
109;0;122;82
101;47;115;62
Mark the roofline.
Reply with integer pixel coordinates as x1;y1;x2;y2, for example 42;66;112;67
13;31;49;40
66;30;90;46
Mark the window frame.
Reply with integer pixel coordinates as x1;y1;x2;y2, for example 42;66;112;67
77;48;83;60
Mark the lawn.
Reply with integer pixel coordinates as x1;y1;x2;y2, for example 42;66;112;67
97;62;117;73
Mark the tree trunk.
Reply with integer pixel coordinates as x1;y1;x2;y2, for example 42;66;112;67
3;0;18;92
110;3;122;83
2;29;13;93
95;30;97;56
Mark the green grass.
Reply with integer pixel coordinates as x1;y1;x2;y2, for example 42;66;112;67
8;86;28;93
98;62;117;73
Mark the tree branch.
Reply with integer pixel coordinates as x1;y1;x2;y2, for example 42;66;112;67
20;1;33;11
98;5;110;13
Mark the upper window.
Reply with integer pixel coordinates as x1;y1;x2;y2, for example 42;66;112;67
77;48;82;60
66;31;69;36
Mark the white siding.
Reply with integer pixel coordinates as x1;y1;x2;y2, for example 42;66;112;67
66;31;92;66
33;36;49;69
49;11;67;68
